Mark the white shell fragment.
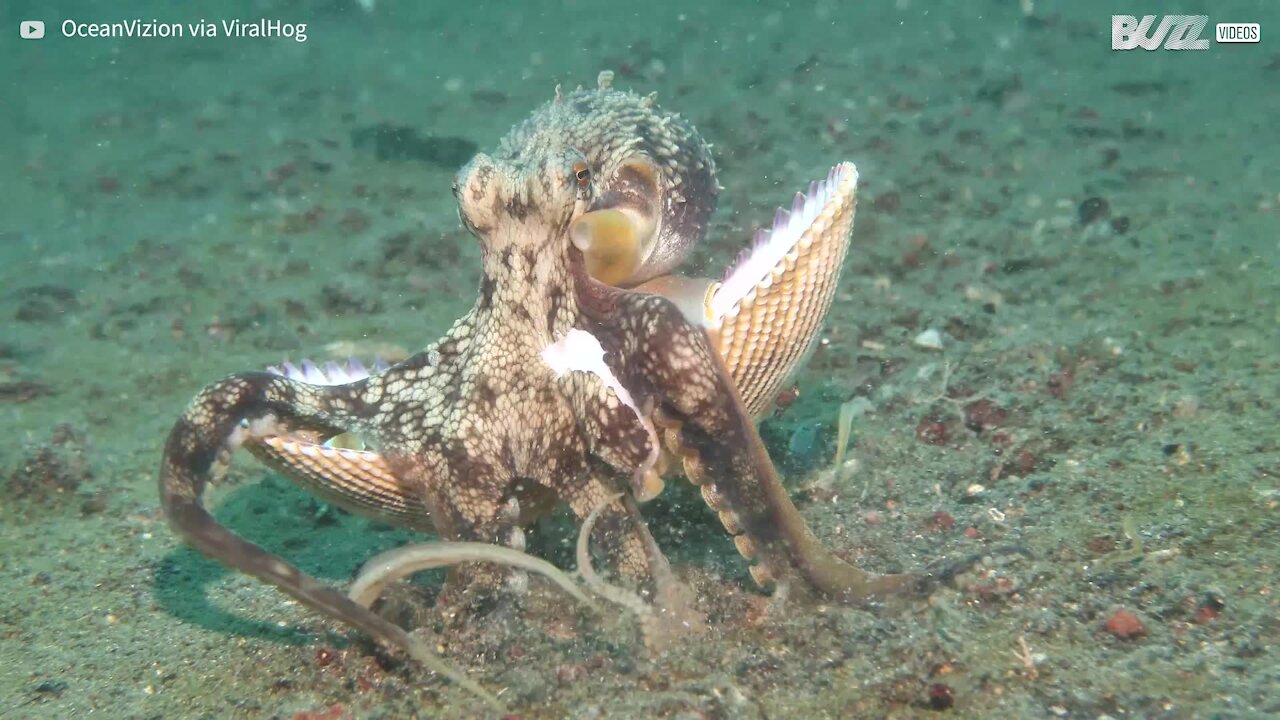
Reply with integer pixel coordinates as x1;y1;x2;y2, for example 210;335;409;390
913;328;946;351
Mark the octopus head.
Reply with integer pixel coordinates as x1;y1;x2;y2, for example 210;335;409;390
452;147;593;251
484;84;719;290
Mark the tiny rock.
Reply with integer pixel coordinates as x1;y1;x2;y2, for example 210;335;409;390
926;510;956;532
913;328;945;350
927;682;955;710
1105;609;1146;639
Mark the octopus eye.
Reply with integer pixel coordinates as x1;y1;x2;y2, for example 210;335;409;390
572;161;591;188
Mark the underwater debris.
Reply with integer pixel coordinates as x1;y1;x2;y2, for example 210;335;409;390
911;360;995;429
4;424;92;509
1096;515;1145;568
1011;635;1044;679
830;397;864;481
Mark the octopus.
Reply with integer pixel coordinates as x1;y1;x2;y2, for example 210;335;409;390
159;72;915;704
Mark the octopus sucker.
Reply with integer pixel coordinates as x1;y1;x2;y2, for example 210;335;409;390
700;482;727;512
733;534;759;562
748;562;777;589
636;468;666;502
717;509;743;536
677;448;707;485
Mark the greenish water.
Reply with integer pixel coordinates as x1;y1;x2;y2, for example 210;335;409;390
2;1;1277;718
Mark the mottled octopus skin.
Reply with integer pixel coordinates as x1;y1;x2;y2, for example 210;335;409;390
500;78;718;286
159;81;908;674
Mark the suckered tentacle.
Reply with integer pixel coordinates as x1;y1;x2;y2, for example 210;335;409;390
158;371;426;666
597;293;913;601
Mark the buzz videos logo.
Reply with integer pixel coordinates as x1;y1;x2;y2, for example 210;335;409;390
20;20;45;39
1112;15;1261;50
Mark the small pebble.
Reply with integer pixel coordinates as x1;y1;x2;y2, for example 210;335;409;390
926;511;956;532
913;328;945;350
927;682;955;710
1105;609;1146;639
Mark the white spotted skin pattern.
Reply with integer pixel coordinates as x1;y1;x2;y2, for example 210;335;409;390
267;136;670;567
159;82;905;675
159;135;670;638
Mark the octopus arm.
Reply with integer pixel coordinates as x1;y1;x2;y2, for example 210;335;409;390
599;293;913;601
157;371;426;665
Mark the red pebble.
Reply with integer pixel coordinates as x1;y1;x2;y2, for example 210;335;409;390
1193;606;1218;624
915;417;949;445
963;399;1007;432
772;385;800;413
926;511;956;532
1106;609;1146;639
964;526;980;539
